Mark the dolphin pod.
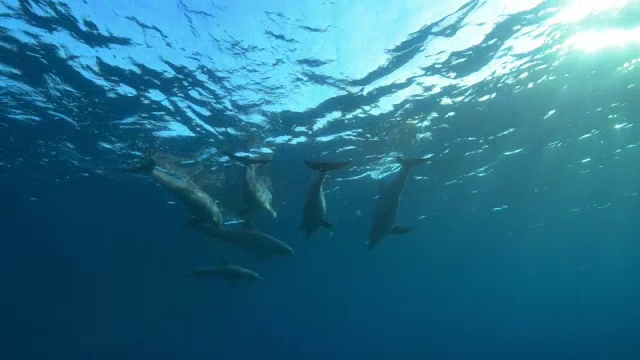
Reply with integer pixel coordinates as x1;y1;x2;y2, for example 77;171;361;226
129;153;428;283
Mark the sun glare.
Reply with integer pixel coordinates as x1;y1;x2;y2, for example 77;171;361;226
555;0;639;52
565;28;640;52
555;0;629;23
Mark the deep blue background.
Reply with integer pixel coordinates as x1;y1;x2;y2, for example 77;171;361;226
2;158;640;359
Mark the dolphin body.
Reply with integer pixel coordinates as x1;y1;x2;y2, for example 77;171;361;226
224;151;277;220
368;156;429;251
193;221;294;259
129;157;223;226
182;259;262;284
129;158;222;226
299;159;352;238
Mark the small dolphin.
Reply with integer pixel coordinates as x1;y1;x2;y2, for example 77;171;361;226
192;221;294;259
182;258;262;284
129;157;223;226
224;151;277;220
368;156;429;251
300;159;351;238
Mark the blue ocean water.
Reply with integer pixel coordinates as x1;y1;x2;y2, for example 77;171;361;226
2;0;640;358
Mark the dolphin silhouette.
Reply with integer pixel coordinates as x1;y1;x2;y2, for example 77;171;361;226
299;159;351;238
368;156;428;251
129;157;223;226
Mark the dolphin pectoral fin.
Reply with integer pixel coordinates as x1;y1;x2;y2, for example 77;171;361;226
321;220;333;229
390;226;410;235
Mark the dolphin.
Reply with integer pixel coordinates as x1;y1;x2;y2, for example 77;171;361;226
129;157;223;226
368;156;429;251
182;258;262;284
300;159;352;238
224;151;277;220
192;221;294;259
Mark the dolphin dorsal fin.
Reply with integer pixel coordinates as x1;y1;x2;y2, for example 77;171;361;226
220;257;232;266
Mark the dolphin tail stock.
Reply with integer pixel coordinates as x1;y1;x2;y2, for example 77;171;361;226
223;150;273;166
389;226;410;235
395;156;429;169
304;159;352;173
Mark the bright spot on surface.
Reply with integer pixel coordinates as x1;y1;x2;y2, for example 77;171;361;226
565;28;640;52
581;158;591;163
555;0;629;23
153;122;195;137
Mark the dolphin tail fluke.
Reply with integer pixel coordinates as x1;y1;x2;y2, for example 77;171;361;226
396;156;429;169
304;159;352;173
223;150;273;165
127;157;156;174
